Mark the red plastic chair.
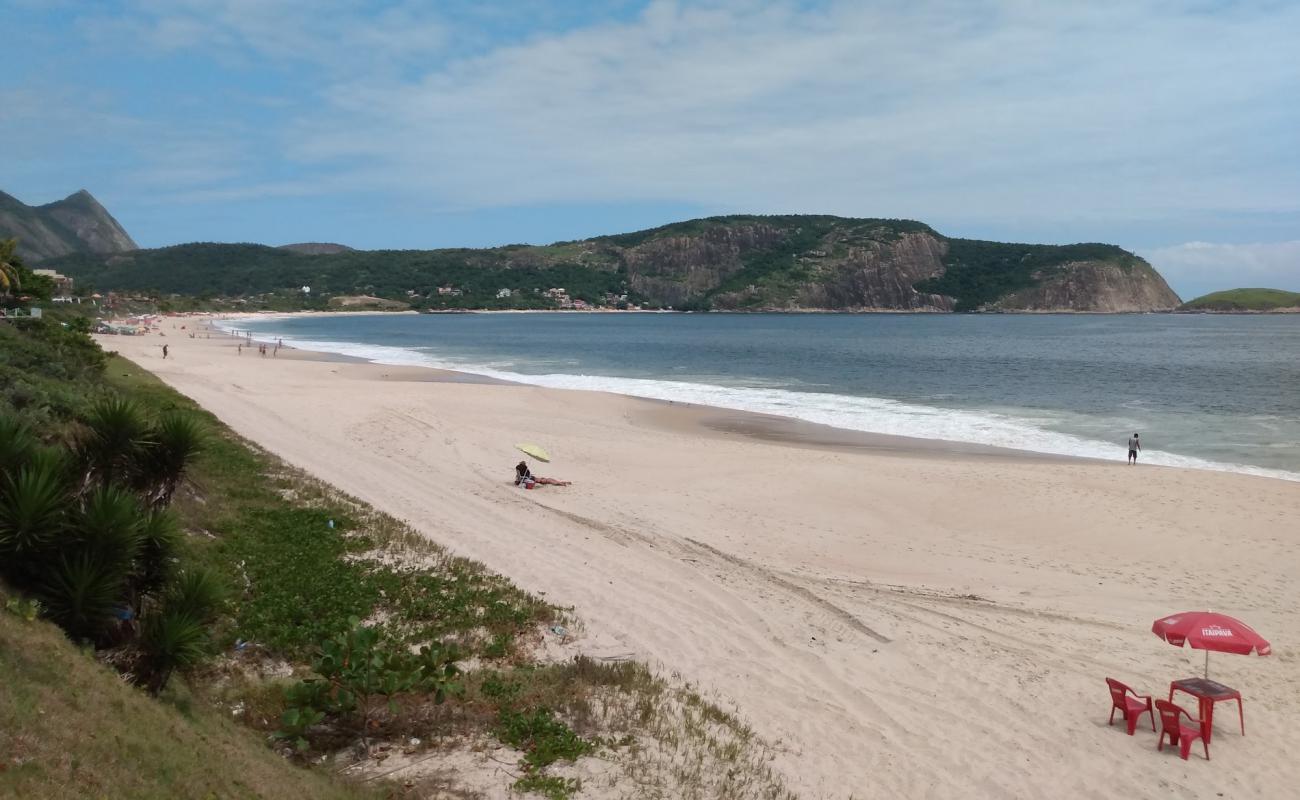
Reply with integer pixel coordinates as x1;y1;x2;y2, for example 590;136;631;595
1106;677;1155;735
1156;699;1209;761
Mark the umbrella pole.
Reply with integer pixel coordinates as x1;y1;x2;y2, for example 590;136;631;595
1204;649;1209;680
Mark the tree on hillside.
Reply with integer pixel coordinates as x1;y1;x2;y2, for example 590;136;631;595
0;238;22;295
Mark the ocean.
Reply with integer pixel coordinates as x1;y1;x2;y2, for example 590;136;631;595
224;312;1300;482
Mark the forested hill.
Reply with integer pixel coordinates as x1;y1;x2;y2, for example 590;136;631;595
44;214;1181;312
1179;288;1300;312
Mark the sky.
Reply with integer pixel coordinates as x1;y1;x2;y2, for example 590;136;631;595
3;0;1298;298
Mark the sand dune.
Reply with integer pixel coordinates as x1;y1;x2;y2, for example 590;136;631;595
104;320;1300;799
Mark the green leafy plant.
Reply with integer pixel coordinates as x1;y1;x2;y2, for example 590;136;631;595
5;595;41;621
275;619;460;753
497;708;593;772
512;774;582;800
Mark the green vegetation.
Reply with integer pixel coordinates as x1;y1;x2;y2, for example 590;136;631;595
1;306;797;798
46;241;633;310
1179;287;1300;311
276;620;460;752
46;214;1158;312
0;585;377;800
1;237;53;302
0;315;107;432
1;333;216;695
915;239;1137;311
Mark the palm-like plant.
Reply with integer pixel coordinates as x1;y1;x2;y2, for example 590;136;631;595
135;509;181;596
135;567;224;693
4;398;215;677
39;553;127;643
161;567;225;622
0;463;69;580
72;485;146;572
78;398;152;490
137;411;206;507
137;607;209;695
0;238;21;296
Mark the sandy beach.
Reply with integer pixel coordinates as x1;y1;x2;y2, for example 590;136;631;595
102;317;1300;799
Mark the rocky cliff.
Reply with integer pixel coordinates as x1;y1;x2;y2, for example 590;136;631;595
0;189;137;262
984;260;1181;312
605;217;1177;312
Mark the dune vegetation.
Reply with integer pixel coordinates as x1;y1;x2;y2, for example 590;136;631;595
1;311;795;799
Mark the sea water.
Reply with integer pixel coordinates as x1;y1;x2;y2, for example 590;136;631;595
224;312;1300;481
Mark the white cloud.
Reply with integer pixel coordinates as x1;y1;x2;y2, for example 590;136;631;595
76;0;448;72
31;0;1300;247
1139;241;1300;299
278;0;1300;224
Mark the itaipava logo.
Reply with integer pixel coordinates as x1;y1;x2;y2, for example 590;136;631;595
1201;626;1234;637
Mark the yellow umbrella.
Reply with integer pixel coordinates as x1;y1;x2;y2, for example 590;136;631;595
516;443;551;463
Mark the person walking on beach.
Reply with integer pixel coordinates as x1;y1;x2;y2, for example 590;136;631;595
1127;433;1141;465
162;344;169;359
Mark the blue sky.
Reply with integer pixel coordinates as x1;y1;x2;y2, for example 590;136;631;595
4;0;1298;297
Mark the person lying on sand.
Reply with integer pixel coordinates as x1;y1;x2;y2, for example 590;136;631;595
515;460;571;487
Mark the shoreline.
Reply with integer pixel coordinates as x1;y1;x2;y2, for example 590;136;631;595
98;320;1300;799
209;310;1300;483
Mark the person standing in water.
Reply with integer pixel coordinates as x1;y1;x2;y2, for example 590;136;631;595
1127;433;1141;465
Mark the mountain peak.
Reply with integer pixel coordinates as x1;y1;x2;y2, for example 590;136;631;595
0;187;137;262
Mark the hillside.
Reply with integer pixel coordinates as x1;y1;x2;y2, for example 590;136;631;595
0;590;374;800
46;214;1181;312
0;189;138;262
1179;288;1300;312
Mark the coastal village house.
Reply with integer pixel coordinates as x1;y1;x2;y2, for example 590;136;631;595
33;268;74;295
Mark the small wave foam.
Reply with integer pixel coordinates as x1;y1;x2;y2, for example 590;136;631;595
216;320;1300;483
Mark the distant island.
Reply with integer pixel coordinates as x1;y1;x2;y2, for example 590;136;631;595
1179;288;1300;313
4;188;1182;313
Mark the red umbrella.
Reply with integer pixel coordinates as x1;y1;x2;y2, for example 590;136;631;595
1152;611;1271;678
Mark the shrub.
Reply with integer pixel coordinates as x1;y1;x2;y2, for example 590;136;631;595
137;607;210;695
0;461;69;570
38;554;127;642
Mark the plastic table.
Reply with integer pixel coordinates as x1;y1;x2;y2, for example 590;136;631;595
1169;678;1244;744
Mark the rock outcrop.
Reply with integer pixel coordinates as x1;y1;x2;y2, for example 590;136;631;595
985;260;1181;312
0;189;137;262
623;224;786;307
277;242;355;255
